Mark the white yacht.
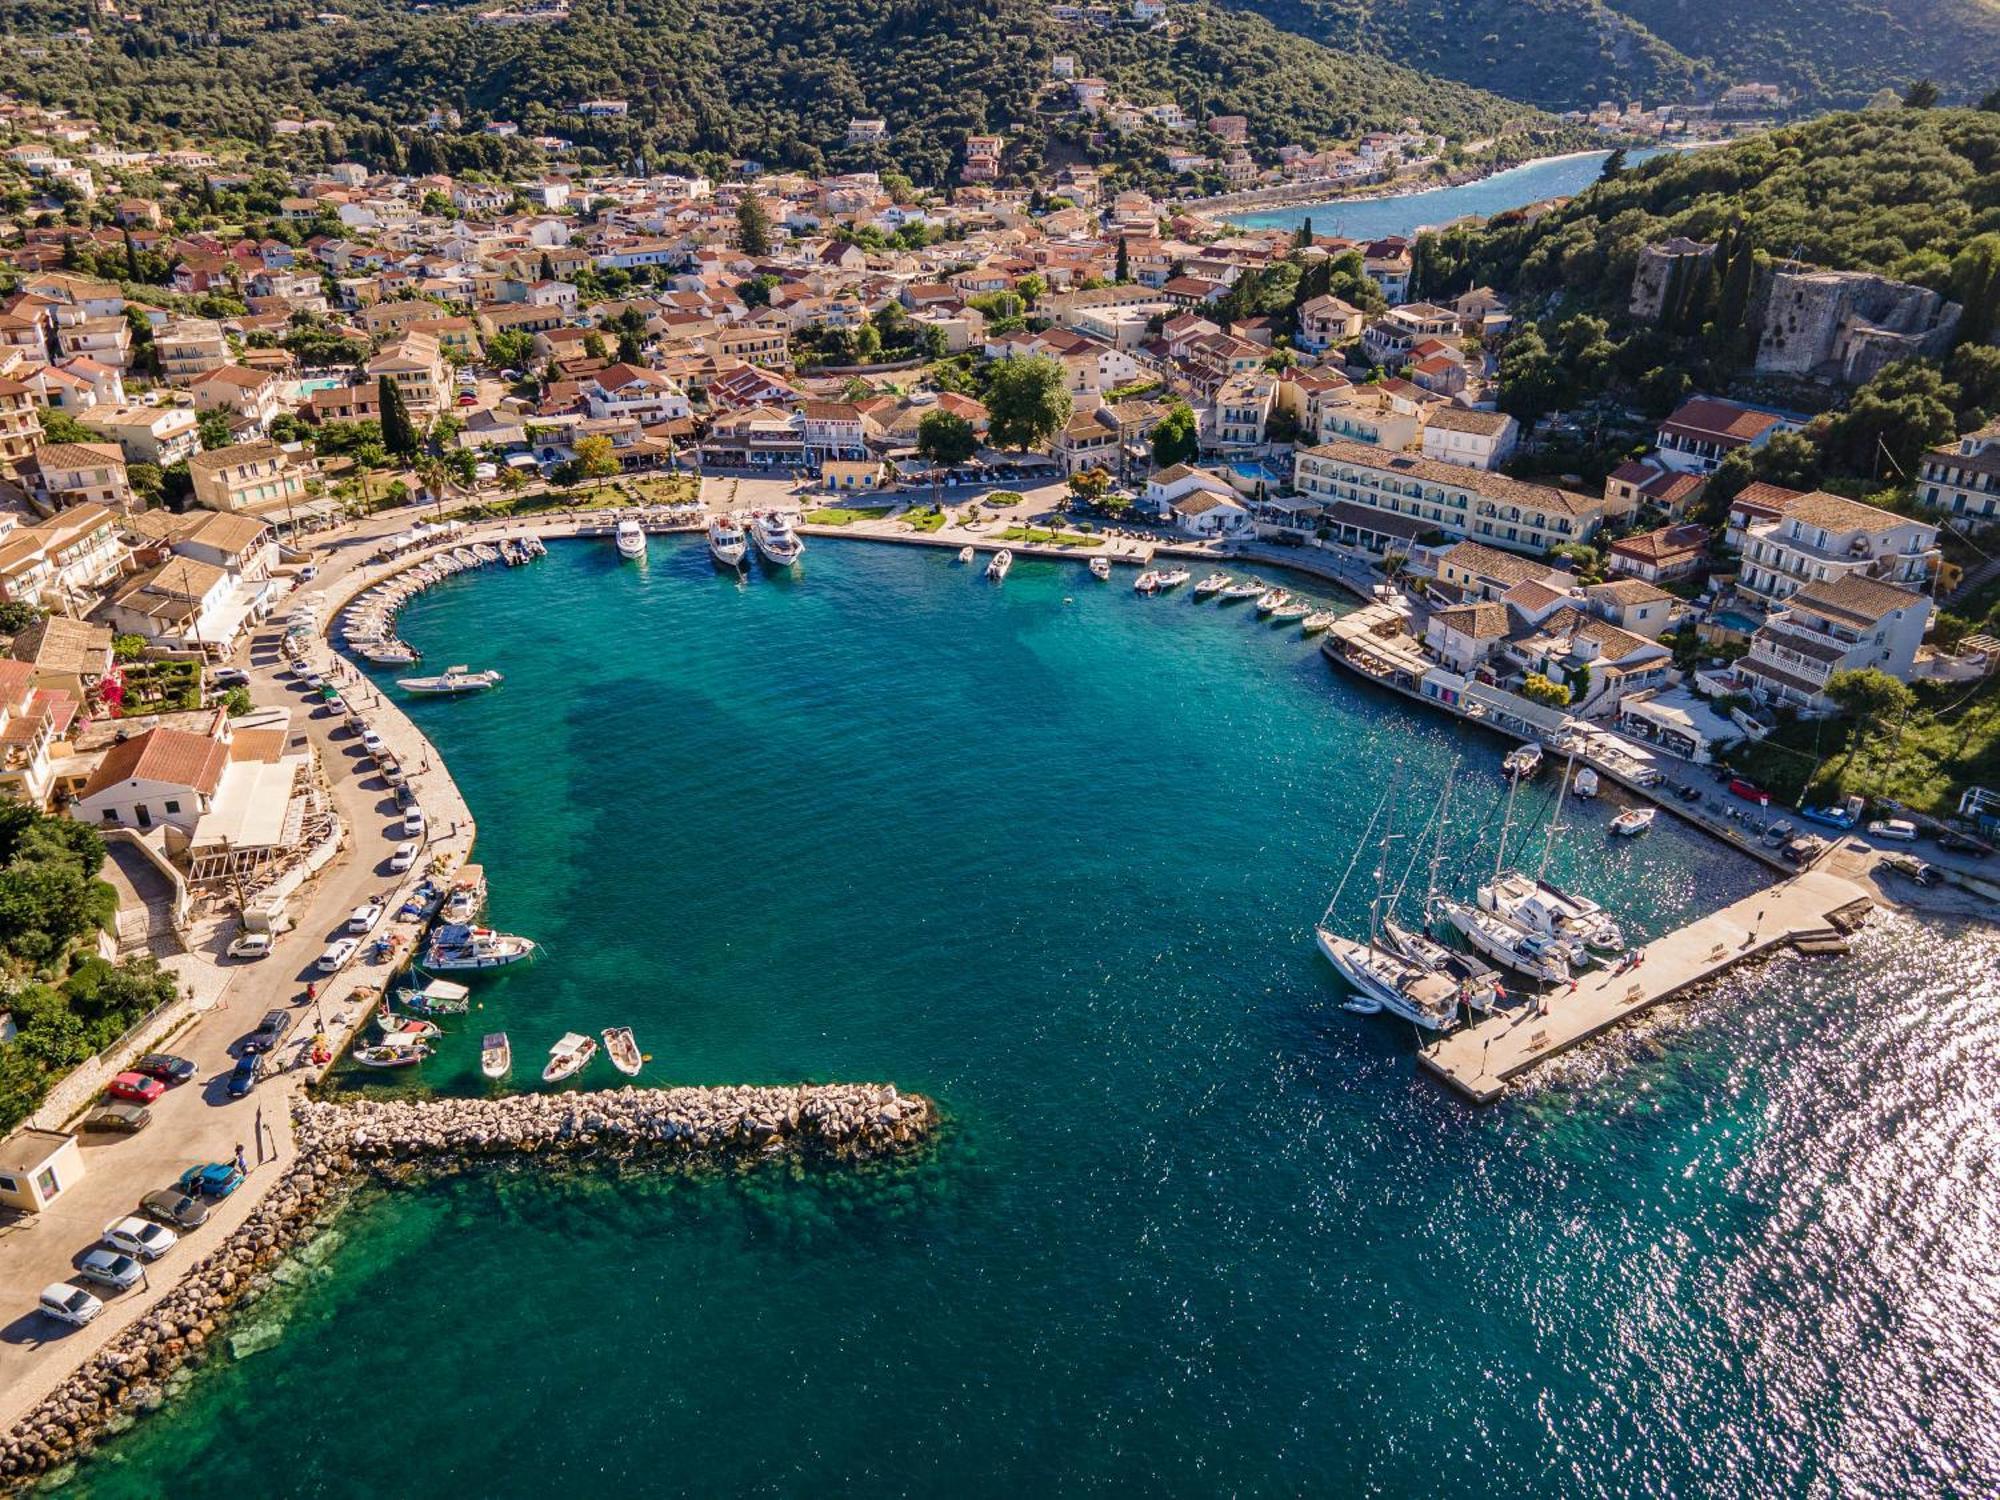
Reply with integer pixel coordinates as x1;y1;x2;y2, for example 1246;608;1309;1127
1314;926;1463;1030
397;664;502;695
986;548;1013;581
1479;872;1618;960
1089;556;1112;581
751;512;804;566
615;519;647;559
1437;897;1572;985
707;514;748;568
1380;916;1503;1013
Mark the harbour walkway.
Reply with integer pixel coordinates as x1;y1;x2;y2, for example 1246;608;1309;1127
1418;867;1874;1103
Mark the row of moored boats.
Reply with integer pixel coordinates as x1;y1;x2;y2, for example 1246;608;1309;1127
340;539;540;693
619;511;804;569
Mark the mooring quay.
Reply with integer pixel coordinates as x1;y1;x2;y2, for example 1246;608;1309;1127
1418;867;1874;1103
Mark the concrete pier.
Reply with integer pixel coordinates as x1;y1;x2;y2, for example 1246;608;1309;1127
1417;868;1874;1103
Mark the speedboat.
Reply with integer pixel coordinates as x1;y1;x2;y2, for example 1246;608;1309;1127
751;513;804;566
361;643;419;666
957;544;976;565
1502;743;1544;779
481;1032;511;1080
986;548;1012;581
1255;588;1290;615
1572;767;1600;799
543;1031;597;1083
1133;569;1162;594
1271;601;1308;622
708;514;749;567
1314;925;1463;1030
425;924;537;970
602;1026;642;1077
1301;611;1337;635
353;1040;430;1069
397;665;502;695
441;865;486;925
1437;898;1571;985
1089;556;1111;581
1194;572;1231;597
1222;577;1264;601
1610;807;1656;837
616;519;647;559
472;544;500;565
1154;568;1191;590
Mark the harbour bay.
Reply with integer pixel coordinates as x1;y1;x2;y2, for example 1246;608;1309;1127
57;536;2000;1496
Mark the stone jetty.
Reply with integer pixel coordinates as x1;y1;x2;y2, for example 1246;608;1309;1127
0;1083;932;1488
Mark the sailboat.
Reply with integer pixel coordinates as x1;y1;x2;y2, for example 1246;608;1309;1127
1375;763;1503;1013
1438;766;1573;984
1478;756;1624;958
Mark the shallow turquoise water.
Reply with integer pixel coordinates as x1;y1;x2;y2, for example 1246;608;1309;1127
67;538;2000;1496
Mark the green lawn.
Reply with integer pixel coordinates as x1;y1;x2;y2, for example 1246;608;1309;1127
1727;680;2000;815
997;525;1099;548
805;506;894;526
902;505;947;533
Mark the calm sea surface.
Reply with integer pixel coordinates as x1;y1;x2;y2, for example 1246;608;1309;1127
1225;149;1668;238
65;538;2000;1496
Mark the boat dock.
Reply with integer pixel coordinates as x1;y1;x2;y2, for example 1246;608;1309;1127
1417;867;1874;1103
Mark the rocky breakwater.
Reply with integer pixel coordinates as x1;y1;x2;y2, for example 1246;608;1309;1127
0;1083;931;1489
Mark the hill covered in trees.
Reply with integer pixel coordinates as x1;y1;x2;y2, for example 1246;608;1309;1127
0;0;1560;185
1221;0;2000;110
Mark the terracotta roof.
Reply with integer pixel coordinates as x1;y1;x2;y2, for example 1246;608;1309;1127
79;726;229;801
1659;397;1783;446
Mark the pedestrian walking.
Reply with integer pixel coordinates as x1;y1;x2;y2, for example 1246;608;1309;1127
235;1143;250;1176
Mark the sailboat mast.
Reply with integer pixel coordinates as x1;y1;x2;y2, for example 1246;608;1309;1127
1425;759;1456;920
1494;767;1520;881
1537;755;1574;881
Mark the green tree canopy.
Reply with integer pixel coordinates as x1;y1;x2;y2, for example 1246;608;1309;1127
985;354;1073;452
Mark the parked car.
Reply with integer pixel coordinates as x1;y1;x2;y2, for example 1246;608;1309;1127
244;1008;295;1052
318;936;360;971
361;730;385;755
75;1249;145;1292
212;667;250;689
347;902;385;935
177;1163;245;1199
227;1053;262;1098
388;842;418;872
83;1102;152;1134
1868;818;1919;841
140;1189;211;1229
130;1053;196;1085
298;564;319;582
227;932;273;961
102;1216;177;1261
39;1284;103;1328
402;808;427;837
105;1072;165;1105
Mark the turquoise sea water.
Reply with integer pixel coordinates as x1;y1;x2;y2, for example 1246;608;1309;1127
1225;149;1668;238
66;538;2000;1496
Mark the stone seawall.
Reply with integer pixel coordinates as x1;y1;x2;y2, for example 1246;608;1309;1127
0;1083;933;1489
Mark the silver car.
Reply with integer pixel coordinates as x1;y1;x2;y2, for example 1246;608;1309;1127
75;1248;144;1292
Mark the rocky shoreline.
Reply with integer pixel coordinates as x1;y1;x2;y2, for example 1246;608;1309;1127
0;1083;933;1489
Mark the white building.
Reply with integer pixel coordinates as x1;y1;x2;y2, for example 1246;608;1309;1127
1737;574;1933;712
1735;490;1937;608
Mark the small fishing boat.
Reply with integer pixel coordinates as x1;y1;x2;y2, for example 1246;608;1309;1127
353;1040;430;1069
481;1032;511;1080
425;924;537;970
602;1026;642;1077
542;1031;597;1083
361;644;419;665
986;548;1013;581
1301;610;1337;635
957;544;975;564
472;544;500;565
1255;588;1290;615
1133;569;1162;594
1222;577;1264;602
1089;556;1111;580
1610;806;1657;837
1572;767;1600;799
441;864;486;925
453;547;480;567
1502;743;1544;779
376;1008;439;1040
401;978;471;1016
398;665;503;695
1194;572;1232;597
615;519;647;559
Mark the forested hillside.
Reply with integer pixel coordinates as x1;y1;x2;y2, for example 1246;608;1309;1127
1222;0;2000;109
0;0;1556;183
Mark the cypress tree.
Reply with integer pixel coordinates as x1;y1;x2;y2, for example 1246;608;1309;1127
379;375;418;459
1115;236;1130;283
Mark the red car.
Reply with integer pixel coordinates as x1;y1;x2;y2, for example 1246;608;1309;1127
105;1072;166;1105
1728;778;1769;805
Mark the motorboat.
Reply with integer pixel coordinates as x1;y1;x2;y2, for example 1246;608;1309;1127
542;1031;597;1083
425;924;537;970
472;544;500;565
1153;568;1191;590
1193;572;1232;597
1314;926;1463;1030
1380;915;1503;1013
375;1008;440;1040
1610;807;1656;837
751;513;804;566
1089;556;1111;581
1572;767;1600;799
1340;995;1385;1015
481;1032;511;1080
1255;588;1290;615
1437;897;1572;985
1271;601;1309;622
709;514;749;567
441;864;486;925
401;978;471;1016
1133;569;1162;594
352;1040;430;1069
1222;577;1264;601
616;519;647;559
602;1026;642;1077
957;544;976;565
1502;743;1544;779
397;665;502;695
361;644;419;666
1301;611;1337;635
986;548;1013;581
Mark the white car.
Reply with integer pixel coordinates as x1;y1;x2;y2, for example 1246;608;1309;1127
403;808;427;837
102;1216;177;1261
1868;818;1919;841
226;932;273;961
347;902;384;935
361;730;386;755
318;936;360;972
39;1283;103;1328
388;842;418;873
